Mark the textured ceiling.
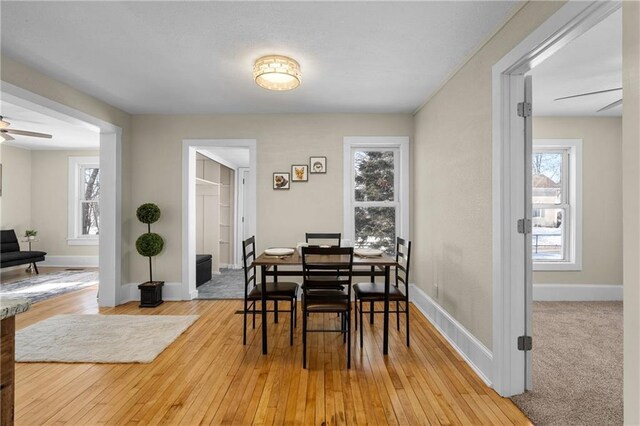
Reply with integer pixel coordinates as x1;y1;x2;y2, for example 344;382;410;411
531;9;622;117
1;1;518;114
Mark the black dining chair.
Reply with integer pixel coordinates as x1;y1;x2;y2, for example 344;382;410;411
301;246;354;369
242;236;299;346
305;232;341;247
353;237;412;347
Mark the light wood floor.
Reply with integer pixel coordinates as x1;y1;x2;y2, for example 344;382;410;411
14;287;531;425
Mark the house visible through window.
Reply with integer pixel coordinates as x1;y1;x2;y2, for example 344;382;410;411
532;140;582;270
68;157;100;245
343;137;409;254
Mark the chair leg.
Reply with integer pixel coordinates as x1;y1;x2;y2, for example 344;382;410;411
359;299;364;348
243;300;247;345
342;312;346;343
274;300;278;323
33;263;39;274
406;300;410;347
347;309;351;369
290;299;294;346
396;301;400;331
294;299;297;328
369;301;374;324
302;307;308;369
354;297;358;331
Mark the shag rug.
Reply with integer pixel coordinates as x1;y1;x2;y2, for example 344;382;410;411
511;301;622;425
16;314;199;363
197;268;245;299
0;270;98;303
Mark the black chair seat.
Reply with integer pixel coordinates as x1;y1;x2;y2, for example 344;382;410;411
353;282;406;300
196;254;212;264
248;282;298;300
1;251;47;263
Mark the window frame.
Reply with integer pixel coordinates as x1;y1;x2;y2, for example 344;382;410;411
343;137;410;251
68;156;100;246
532;139;582;271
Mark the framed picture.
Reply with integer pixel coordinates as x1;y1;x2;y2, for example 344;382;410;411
309;156;327;174
291;164;308;182
273;172;290;190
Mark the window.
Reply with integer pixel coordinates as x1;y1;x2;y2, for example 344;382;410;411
343;137;409;254
532;140;582;270
68;157;100;245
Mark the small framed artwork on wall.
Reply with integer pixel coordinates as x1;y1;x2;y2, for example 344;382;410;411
291;164;308;182
273;172;290;190
309;156;327;174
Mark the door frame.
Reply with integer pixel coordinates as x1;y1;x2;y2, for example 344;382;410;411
491;0;621;396
236;167;250;267
182;139;256;299
1;82;123;307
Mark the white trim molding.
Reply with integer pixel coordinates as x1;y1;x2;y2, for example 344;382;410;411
40;256;99;268
410;284;493;387
533;284;623;301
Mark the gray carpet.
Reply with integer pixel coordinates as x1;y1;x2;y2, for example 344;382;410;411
0;270;98;304
197;268;245;299
511;301;623;425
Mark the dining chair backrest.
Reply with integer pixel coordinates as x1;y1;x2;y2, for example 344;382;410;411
395;237;412;290
305;232;341;247
301;246;353;295
242;236;257;296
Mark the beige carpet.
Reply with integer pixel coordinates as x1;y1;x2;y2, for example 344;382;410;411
511;302;622;425
16;314;199;363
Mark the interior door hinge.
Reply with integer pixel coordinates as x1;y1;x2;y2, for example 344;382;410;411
518;335;532;351
517;102;532;117
517;218;532;234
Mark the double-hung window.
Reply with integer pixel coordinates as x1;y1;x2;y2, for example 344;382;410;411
68;156;100;245
532;139;582;270
343;137;409;254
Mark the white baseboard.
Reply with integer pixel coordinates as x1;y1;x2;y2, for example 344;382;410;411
533;284;623;301
40;255;99;268
410;284;493;386
119;282;192;305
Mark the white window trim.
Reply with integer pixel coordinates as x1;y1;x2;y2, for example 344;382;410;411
68;156;100;246
343;136;410;247
532;139;582;271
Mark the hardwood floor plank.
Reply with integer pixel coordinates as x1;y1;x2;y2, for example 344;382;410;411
12;290;532;425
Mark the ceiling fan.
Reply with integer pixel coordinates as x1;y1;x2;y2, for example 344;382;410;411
554;87;623;112
0;115;53;142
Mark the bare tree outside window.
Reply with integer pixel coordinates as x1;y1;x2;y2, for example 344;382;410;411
82;167;100;235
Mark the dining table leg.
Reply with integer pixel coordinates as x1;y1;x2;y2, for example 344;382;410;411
261;265;268;355
383;265;390;355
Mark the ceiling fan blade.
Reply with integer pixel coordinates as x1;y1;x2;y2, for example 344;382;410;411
0;132;15;141
555;87;622;101
597;98;623;113
3;128;53;138
0;116;10;129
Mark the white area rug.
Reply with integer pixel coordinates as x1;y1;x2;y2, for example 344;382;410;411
16;314;199;363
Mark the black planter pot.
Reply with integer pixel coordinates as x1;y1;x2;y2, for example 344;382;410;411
138;281;164;308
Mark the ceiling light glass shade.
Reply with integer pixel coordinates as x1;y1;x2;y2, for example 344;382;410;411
253;55;301;91
0;116;10;129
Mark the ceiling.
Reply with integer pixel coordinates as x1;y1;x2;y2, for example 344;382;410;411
531;9;622;117
0;101;99;150
198;148;250;169
1;1;518;115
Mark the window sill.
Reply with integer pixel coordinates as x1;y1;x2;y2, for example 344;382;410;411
533;262;582;272
67;238;99;246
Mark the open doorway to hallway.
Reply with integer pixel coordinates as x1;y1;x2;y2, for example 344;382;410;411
510;8;623;425
0;100;101;305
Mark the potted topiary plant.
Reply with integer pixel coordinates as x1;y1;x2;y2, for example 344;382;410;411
136;203;165;307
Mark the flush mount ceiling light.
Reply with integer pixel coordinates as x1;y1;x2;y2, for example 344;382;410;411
253;55;301;91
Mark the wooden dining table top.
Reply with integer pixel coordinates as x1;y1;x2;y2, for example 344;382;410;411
252;250;397;267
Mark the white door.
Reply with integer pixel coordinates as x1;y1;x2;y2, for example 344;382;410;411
523;74;534;390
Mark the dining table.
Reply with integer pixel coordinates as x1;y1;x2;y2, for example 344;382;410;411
252;249;398;356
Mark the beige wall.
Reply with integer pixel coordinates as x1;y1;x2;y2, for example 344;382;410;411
30;150;100;257
130;114;412;284
412;1;565;348
623;0;640;422
0;145;32;248
533;117;622;286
